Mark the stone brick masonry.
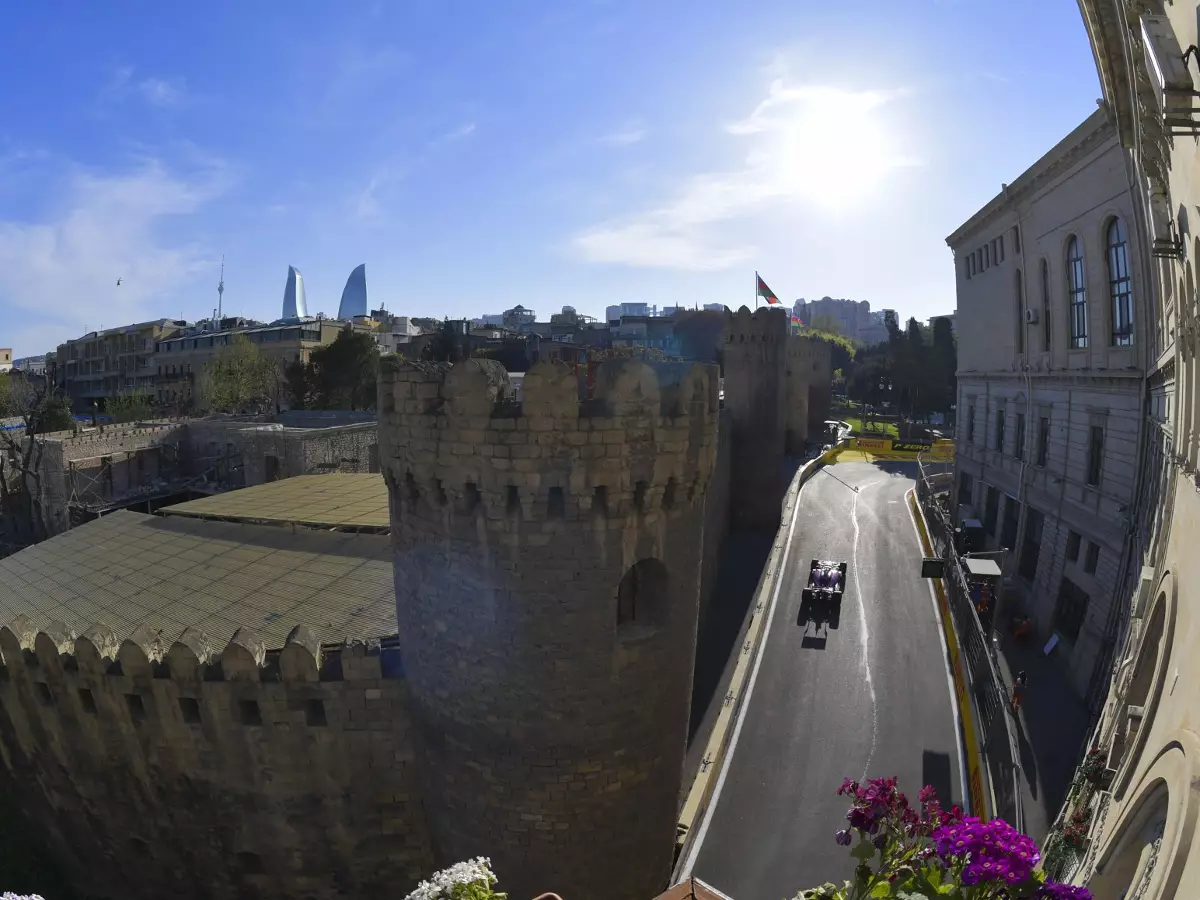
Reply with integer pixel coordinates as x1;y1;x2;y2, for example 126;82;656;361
0;620;433;900
379;356;719;900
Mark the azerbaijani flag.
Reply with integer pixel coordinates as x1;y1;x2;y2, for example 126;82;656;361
756;273;781;305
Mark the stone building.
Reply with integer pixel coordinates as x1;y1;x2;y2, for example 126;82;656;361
154;317;348;409
378;357;719;900
1051;3;1200;898
55;319;185;408
19;413;379;538
948;108;1150;701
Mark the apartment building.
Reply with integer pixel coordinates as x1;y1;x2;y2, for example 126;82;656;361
154;318;346;407
948;108;1149;702
55;319;186;407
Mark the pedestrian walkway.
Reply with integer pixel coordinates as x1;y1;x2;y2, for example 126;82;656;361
992;634;1091;843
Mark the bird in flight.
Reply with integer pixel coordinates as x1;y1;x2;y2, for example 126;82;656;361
116;277;122;286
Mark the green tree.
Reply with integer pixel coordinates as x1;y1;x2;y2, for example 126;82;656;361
196;334;280;414
0;372;77;545
106;391;154;424
307;329;380;410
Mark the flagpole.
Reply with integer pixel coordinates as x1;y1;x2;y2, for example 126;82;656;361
755;271;759;310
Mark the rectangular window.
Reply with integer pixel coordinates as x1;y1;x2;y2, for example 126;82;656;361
1068;240;1088;349
967;404;976;443
994;406;1006;452
1036;416;1050;466
1014;413;1026;461
1001;495;1020;550
1087;425;1104;486
1066;530;1081;563
1018;508;1043;582
983;486;1000;537
1053;576;1090;643
1084;541;1100;575
1108;220;1134;346
958;471;974;509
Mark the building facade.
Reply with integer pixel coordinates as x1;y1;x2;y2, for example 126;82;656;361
1053;3;1200;899
948;108;1150;702
56;319;185;407
0;348;11;373
154;319;346;408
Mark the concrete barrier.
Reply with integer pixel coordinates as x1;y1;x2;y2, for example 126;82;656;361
672;454;825;878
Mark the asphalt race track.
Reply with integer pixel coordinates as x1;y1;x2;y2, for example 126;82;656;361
688;459;965;899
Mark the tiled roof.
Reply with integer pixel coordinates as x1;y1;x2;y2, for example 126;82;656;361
160;474;390;530
0;510;396;649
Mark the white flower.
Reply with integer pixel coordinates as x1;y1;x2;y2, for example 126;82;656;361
2;894;47;900
404;857;500;900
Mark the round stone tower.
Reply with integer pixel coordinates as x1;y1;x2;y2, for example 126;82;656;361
378;356;720;900
723;305;789;530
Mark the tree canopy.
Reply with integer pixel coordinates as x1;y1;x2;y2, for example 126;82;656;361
286;329;380;410
845;315;956;418
196;335;280;414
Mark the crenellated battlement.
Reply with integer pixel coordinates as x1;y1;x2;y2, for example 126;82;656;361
723;304;790;344
378;357;720;525
0;616;432;900
0;617;402;687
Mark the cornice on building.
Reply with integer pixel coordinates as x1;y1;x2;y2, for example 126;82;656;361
944;107;1116;249
956;367;1145;387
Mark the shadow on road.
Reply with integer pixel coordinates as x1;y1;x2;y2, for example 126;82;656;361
688;531;773;744
870;460;919;477
922;750;956;811
800;632;829;651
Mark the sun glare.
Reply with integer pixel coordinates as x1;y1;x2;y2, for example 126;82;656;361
737;83;916;214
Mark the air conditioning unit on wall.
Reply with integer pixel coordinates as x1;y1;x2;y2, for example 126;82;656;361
1025;309;1040;324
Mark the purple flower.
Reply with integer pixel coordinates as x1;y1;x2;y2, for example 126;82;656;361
1036;884;1094;900
919;785;938;805
835;829;852;846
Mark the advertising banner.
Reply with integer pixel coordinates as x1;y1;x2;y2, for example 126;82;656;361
852;437;893;453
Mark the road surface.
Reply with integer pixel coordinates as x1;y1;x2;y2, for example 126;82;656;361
687;459;965;899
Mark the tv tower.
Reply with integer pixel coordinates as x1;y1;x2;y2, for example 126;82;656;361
217;255;225;319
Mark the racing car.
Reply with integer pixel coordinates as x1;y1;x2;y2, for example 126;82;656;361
798;559;848;634
802;559;848;603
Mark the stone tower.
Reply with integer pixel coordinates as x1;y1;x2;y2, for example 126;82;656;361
723;306;788;530
378;356;720;900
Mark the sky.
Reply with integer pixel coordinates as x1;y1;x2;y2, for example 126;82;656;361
0;0;1102;358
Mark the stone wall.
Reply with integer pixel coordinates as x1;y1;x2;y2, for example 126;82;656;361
378;356;719;900
26;417;381;534
698;408;733;628
784;335;834;453
723;306;788;530
0;621;433;900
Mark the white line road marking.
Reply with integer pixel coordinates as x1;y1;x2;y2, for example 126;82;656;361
905;489;969;813
852;481;880;780
676;470;808;880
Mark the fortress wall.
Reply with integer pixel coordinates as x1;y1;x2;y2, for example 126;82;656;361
0;621;433;900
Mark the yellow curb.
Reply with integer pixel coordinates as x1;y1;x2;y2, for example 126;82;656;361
907;490;991;819
674;458;816;867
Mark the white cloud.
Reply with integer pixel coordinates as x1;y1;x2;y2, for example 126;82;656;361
601;123;647;146
102;66;187;107
573;79;922;271
137;77;186;106
0;160;229;354
431;122;477;146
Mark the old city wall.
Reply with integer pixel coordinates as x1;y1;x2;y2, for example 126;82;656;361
784;336;834;452
723;306;788;530
698;408;732;628
379;356;719;900
35;423;189;535
0;620;433;900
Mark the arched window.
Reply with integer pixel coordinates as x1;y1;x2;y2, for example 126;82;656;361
1040;260;1051;352
1107;218;1134;346
1015;269;1025;354
1067;236;1088;349
616;559;669;630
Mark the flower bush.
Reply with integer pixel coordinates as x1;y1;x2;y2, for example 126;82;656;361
1079;748;1106;787
403;857;507;900
793;776;1093;900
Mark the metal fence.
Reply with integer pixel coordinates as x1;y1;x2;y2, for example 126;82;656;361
916;465;1023;830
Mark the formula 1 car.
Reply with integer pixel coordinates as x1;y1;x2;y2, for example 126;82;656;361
802;559;848;603
798;559;848;634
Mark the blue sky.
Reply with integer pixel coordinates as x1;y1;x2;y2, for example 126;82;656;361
0;0;1101;357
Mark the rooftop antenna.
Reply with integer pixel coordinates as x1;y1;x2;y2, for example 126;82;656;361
217;255;225;319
